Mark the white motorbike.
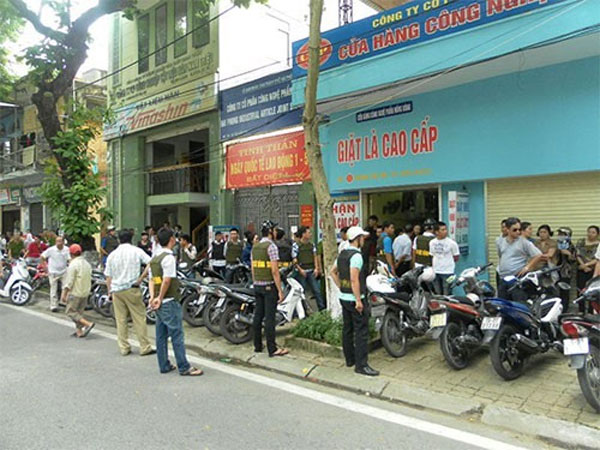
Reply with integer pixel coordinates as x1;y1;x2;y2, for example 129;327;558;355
1;258;34;305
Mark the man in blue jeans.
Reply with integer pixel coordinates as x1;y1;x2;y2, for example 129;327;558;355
149;228;203;376
292;226;326;311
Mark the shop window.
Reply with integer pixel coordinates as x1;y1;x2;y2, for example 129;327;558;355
155;4;167;66
137;14;150;74
191;0;210;49
174;0;188;58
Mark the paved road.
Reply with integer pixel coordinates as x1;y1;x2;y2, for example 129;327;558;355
0;304;538;450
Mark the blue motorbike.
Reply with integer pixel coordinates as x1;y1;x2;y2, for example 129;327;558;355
481;266;567;380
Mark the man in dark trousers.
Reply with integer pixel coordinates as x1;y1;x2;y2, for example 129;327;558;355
209;231;226;276
330;226;379;377
251;220;288;357
224;228;244;283
274;227;293;269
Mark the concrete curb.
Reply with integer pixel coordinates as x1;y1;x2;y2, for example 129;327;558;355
482;406;600;450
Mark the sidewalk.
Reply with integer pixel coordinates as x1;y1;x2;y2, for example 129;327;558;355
24;293;600;448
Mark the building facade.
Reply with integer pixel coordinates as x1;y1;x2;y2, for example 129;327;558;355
292;0;600;274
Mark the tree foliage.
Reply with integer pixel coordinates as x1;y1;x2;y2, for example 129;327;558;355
39;104;111;246
0;0;24;101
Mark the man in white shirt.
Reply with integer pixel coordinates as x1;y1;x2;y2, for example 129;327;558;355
338;227;350;254
429;221;460;295
105;229;155;357
41;236;70;312
149;228;203;376
393;224;413;277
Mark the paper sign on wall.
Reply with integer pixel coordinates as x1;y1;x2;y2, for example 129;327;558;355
448;191;469;255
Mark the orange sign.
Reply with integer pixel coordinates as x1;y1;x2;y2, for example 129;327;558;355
295;38;333;70
226;131;311;189
300;205;314;227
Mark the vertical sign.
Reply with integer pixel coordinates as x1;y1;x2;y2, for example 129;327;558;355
448;191;469;255
300;205;314;227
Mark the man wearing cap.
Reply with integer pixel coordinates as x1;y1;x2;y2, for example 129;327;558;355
41;236;70;312
101;226;119;267
61;244;94;337
252;220;288;357
330;226;379;377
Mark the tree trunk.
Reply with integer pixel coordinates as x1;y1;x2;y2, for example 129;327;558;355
303;0;338;312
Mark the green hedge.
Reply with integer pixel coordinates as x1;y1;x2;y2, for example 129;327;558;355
292;311;376;347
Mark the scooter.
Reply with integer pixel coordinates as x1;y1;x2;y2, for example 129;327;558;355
427;263;495;370
1;258;34;305
218;268;306;345
559;276;600;412
483;266;566;380
367;262;435;358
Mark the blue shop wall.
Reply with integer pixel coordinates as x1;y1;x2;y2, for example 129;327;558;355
441;182;487;282
322;56;600;193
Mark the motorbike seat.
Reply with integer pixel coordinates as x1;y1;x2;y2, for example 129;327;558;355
381;291;410;301
584;314;600;324
228;286;255;296
450;296;476;306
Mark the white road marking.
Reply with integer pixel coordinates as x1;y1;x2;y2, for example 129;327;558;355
3;303;526;450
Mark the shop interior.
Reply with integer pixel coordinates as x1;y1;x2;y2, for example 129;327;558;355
365;188;439;231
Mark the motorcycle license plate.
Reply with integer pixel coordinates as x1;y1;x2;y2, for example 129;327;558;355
563;337;589;356
481;317;502;331
216;298;226;308
429;313;447;328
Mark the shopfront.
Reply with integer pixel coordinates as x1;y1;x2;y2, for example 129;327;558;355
292;0;600;273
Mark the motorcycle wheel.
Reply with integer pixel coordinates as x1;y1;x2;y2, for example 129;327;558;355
490;323;526;380
95;293;113;318
10;285;31;306
219;304;253;344
381;310;408;358
440;321;470;370
202;295;223;336
182;294;205;327
577;340;600;413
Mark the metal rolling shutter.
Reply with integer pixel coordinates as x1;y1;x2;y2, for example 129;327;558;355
486;171;600;283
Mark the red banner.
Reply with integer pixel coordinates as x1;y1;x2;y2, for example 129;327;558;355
300;205;314;227
226;131;310;189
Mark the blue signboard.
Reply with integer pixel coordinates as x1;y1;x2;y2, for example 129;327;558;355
220;70;303;141
292;0;570;78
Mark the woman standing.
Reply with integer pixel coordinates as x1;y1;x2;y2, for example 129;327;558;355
535;224;558;267
576;225;599;313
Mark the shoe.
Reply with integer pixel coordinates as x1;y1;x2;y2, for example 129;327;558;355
121;350;131;356
346;361;355;368
81;322;95;337
50;307;59;313
140;349;157;356
354;365;380;377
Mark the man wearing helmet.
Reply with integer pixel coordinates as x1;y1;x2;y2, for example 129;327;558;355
61;244;94;338
252;220;288;357
330;226;379;377
412;218;436;267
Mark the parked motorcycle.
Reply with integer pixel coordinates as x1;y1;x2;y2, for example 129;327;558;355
29;262;49;292
483;266;566;380
367;262;435;358
560;276;600;412
428;263;495;370
218;267;305;344
0;258;34;305
181;277;218;327
89;270;112;318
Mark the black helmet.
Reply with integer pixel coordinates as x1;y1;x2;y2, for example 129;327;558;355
423;218;436;229
261;220;278;233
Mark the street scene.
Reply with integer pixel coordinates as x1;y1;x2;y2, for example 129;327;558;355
0;0;599;449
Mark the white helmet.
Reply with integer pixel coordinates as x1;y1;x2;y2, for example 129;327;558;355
419;267;436;283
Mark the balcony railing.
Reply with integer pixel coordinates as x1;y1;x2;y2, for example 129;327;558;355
149;163;209;196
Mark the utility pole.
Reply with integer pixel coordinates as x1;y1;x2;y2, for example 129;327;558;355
339;0;353;26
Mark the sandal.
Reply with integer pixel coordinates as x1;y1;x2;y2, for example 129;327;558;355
81;323;95;338
269;348;289;357
180;367;203;376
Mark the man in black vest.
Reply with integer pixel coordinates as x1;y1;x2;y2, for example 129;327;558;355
330;226;379;377
292;226;325;311
209;231;226;277
224;228;244;283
